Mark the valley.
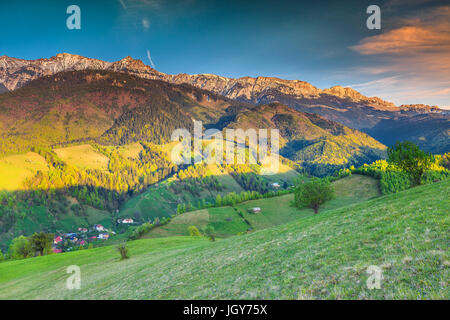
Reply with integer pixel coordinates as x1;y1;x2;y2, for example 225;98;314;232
0;54;448;301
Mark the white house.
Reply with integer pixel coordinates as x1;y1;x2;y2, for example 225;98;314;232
122;218;134;224
94;224;105;232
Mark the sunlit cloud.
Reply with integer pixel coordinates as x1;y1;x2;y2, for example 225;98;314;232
348;5;450;108
350;26;450;55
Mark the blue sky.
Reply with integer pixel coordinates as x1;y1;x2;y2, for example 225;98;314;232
1;0;449;108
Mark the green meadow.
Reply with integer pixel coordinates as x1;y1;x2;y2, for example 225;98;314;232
0;180;447;299
144;174;380;238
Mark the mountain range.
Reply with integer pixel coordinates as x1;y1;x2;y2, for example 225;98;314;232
0;53;448;154
0;70;385;175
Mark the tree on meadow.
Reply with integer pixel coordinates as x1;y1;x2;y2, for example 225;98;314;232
8;235;33;259
29;232;54;256
294;178;335;214
387;141;434;186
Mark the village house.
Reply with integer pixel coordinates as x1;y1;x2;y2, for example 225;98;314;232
122;218;134;224
97;233;109;240
77;227;88;233
271;182;280;189
250;207;261;214
54;236;63;244
94;224;105;232
52;248;62;254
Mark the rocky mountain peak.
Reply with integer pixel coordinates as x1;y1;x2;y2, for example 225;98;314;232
0;53;445;132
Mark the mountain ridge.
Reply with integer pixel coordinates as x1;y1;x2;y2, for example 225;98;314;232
0;70;386;175
0;53;414;108
0;53;448;153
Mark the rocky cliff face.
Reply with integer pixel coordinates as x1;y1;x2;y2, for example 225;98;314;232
1;53;448;152
0;53;397;109
0;53;111;90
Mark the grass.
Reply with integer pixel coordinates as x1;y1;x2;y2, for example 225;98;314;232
54;144;109;170
144;174;380;238
115;142;144;159
118;165;247;221
0;179;447;299
0;152;48;190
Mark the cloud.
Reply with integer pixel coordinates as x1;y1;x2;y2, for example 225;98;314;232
350;26;450;55
142;18;150;30
118;0;127;9
347;5;450;108
147;49;156;69
348;76;401;91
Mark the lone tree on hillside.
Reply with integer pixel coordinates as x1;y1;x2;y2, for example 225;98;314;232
203;226;216;242
387;141;434;186
30;232;54;256
294;178;335;214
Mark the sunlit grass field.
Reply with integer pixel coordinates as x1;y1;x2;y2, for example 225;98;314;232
54;144;109;170
1;177;446;299
0;152;48;190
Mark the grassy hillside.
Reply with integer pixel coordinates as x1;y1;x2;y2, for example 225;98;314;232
54;144;109;171
0;70;248;155
118;166;246;221
225;103;387;175
0;152;48;190
0;179;447;299
118;162;301;221
144;174;380;238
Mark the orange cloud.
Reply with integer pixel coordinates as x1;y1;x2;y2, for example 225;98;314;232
350;26;450;55
347;5;450;108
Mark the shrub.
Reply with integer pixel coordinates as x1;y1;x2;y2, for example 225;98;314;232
188;226;201;237
294;178;335;213
117;242;129;260
203;226;216;242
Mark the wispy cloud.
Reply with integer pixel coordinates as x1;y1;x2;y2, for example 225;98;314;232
348;76;401;91
118;0;127;9
147;49;156;69
142;18;150;30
